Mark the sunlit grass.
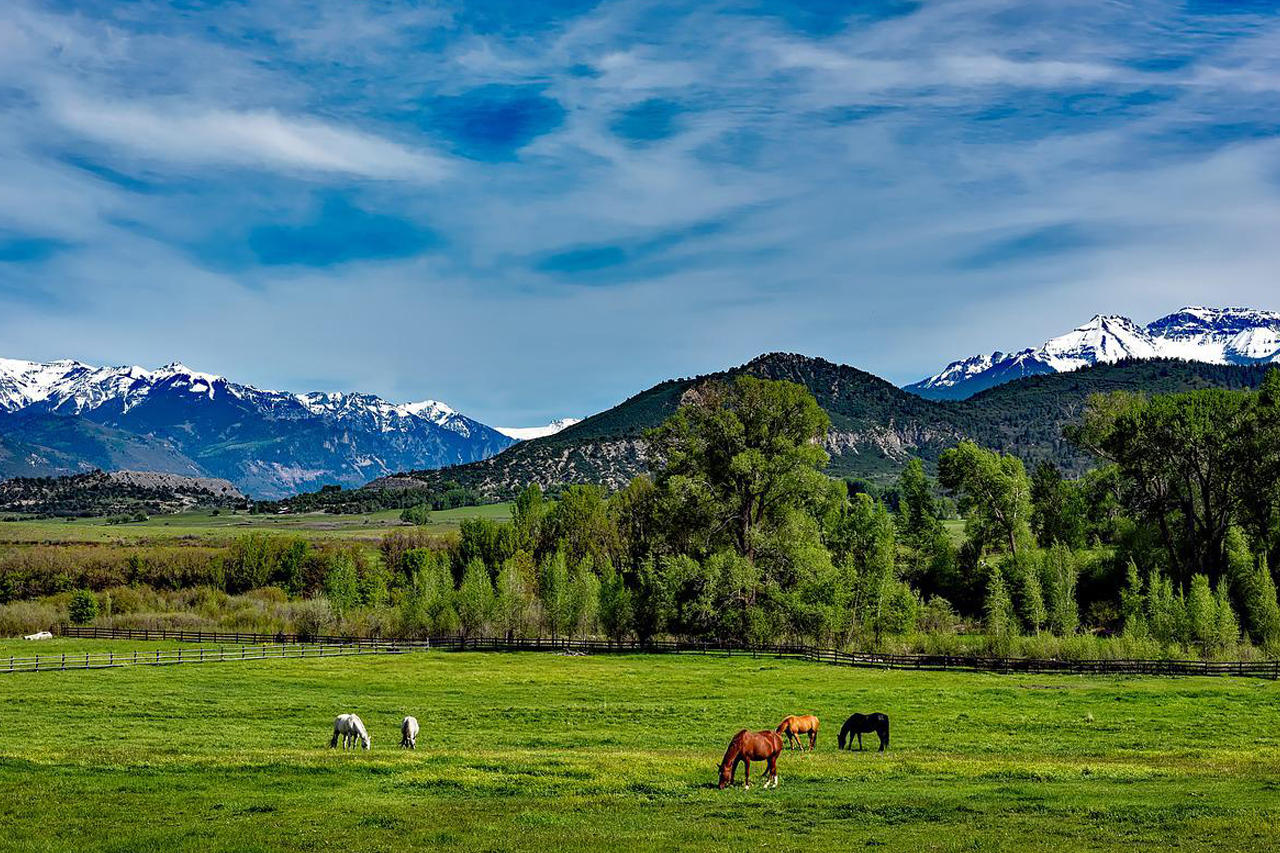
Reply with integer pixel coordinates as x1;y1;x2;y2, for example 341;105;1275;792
0;503;515;544
0;652;1277;852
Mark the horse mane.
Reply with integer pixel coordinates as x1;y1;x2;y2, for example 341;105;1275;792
721;729;750;768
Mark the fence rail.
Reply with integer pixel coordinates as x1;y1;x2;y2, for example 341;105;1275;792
54;625;1280;679
2;640;427;675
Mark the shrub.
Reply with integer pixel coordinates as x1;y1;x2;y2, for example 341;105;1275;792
0;600;62;636
292;597;334;641
68;589;98;625
400;504;432;525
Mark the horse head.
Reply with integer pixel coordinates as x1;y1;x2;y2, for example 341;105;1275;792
717;760;734;789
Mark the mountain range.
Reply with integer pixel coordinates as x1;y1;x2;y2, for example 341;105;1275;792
0;358;571;498
907;307;1280;400
373;352;1277;500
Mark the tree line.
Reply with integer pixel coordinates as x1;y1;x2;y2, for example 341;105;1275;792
9;372;1280;659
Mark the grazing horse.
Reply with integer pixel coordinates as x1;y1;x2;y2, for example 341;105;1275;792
838;712;890;752
400;716;419;749
330;713;371;750
776;714;820;751
718;729;783;790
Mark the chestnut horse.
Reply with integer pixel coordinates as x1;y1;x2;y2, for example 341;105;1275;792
718;729;783;790
776;714;819;751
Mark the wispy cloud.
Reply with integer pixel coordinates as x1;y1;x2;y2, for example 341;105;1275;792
48;95;448;180
1;0;1280;424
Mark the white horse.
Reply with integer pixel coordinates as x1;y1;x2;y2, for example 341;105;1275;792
330;713;370;750
400;716;419;749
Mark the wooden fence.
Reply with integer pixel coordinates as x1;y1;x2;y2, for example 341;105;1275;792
54;625;1280;679
3;641;426;675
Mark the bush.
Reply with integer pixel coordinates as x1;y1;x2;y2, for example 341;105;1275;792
292;598;334;641
400;504;432;526
0;600;62;636
68;589;98;625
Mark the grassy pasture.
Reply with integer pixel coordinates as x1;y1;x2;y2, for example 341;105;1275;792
0;651;1277;852
0;503;514;544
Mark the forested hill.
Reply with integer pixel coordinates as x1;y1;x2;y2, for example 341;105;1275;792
0;470;245;518
368;354;1277;498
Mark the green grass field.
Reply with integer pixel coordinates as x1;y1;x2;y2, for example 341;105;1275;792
1;650;1277;852
0;503;514;544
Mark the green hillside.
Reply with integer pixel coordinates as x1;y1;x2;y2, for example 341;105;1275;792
379;354;1277;497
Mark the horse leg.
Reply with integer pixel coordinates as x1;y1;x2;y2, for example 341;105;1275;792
743;759;750;790
767;754;779;788
858;732;864;751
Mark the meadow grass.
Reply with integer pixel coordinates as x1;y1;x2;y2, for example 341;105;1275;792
0;638;255;658
0;503;514;544
0;651;1277;852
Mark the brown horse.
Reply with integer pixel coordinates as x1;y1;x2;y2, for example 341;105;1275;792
718;729;783;789
776;714;819;751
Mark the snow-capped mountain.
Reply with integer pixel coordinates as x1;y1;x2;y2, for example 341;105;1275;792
494;418;582;441
908;307;1280;400
0;358;516;497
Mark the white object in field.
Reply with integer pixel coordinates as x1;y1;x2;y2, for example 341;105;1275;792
24;631;53;640
401;716;419;749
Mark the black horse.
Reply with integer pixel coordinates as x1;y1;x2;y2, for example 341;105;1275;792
838;712;890;752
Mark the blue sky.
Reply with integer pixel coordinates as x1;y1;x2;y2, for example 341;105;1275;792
2;1;1279;425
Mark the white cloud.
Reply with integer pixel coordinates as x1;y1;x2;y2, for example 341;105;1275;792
48;94;448;181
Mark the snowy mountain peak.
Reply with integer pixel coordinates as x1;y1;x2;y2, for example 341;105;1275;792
908;305;1280;400
1;355;519;497
398;399;456;421
0;358;494;439
495;418;582;441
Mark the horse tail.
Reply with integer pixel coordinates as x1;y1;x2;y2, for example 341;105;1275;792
882;718;890;750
